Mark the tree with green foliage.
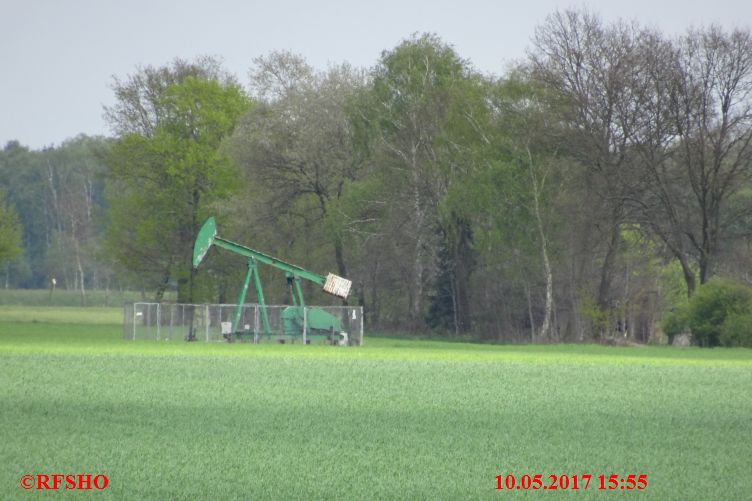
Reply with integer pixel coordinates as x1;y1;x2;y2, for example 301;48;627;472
0;141;41;287
0;137;110;292
44;135;110;304
105;61;252;302
481;74;565;340
0;188;22;267
353;33;490;330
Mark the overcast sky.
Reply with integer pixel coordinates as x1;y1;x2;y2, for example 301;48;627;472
2;0;751;150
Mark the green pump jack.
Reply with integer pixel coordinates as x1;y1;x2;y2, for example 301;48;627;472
192;217;352;343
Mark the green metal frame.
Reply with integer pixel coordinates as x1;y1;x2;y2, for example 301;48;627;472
234;259;272;337
193;217;344;341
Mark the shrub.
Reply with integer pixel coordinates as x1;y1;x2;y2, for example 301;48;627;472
661;303;690;345
720;313;752;348
688;278;752;347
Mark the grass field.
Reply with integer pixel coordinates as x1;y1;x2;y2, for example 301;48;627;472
0;288;157;308
1;310;751;499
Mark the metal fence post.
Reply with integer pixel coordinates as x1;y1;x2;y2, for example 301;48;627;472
254;305;259;343
303;307;308;345
156;303;161;341
148;303;153;340
205;304;210;341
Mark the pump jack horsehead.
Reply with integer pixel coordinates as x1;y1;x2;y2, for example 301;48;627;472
192;217;353;344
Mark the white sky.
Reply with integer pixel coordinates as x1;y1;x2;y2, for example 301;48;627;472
2;0;751;150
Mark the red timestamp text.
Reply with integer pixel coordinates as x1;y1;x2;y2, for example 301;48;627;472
495;473;648;491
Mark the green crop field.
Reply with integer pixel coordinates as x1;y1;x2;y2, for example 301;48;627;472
1;311;751;499
0;288;160;308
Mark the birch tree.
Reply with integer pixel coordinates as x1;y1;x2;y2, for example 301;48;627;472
355;33;486;329
529;10;648;330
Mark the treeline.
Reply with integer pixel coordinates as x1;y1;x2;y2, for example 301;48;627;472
0;135;111;296
2;10;752;343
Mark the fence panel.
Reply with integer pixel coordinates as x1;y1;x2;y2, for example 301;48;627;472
124;303;363;345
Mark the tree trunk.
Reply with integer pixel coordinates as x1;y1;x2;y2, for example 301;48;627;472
524;279;536;341
449;217;473;333
597;208;622;312
539;233;554;340
155;267;171;302
334;238;348;278
412;235;425;324
75;245;86;307
678;254;697;298
409;148;425;327
527;149;553;340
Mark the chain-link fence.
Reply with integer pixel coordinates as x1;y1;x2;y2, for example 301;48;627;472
123;303;363;345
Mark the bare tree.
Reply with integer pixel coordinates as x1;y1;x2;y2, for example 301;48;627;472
630;26;752;296
529;9;645;325
672;27;752;285
230;53;367;279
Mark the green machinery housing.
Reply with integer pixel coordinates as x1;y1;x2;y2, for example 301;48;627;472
192;217;352;342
